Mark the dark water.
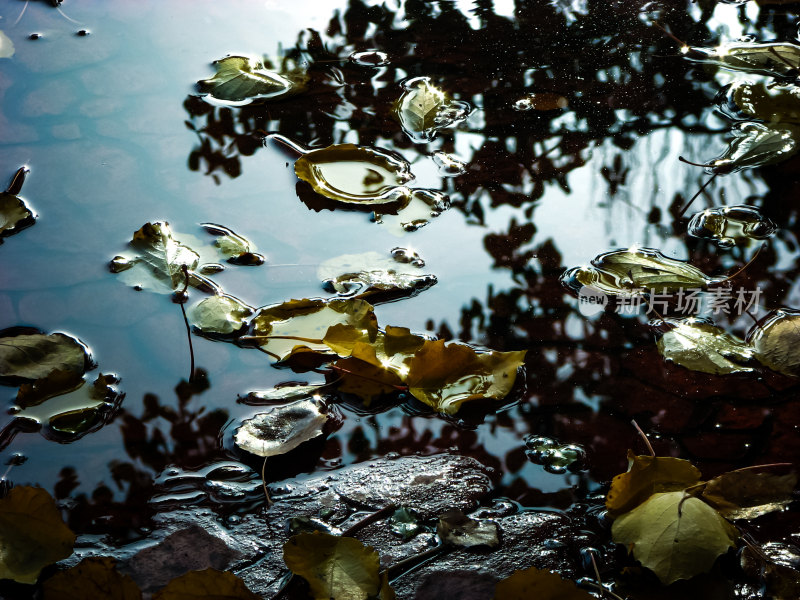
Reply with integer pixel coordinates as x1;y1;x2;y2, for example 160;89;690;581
1;0;800;592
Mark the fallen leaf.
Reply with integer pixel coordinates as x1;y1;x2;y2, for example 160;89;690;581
606;452;702;517
196;55;296;105
331;342;406;403
190;295;254;336
724;80;800;124
0;30;14;59
0;486;76;584
394;76;470;143
283;532;381;600
701;469;797;520
234;398;328;457
657;318;757;375
686;42;800;79
152;568;260;599
237;384;327;405
0;167;35;243
703;122;800;173
612;491;738;584
0;329;89;381
492;567;593;599
437;508;500;548
748;309;800;376
16;369;84;407
560;247;715;297
42;557;142;600
687;205;777;248
200;223;264;266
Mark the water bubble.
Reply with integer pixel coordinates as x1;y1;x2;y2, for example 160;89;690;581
349;50;390;67
390;247;424;267
525;436;586;473
199;263;225;274
687;205;777;247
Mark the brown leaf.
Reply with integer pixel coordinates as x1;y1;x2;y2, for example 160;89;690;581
702;469;797;520
152;568;260;600
492;567;593;599
43;557;141;600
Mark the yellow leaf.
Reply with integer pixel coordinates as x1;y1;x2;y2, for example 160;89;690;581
152;568;260;600
43;557;141;600
0;486;76;584
492;567;594;599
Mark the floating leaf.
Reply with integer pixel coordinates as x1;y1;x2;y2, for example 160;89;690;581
110;222;218;294
560;247;715;297
283;532;382;600
190;295;254;336
295;143;414;205
0;167;35;243
394;77;471;143
197;55;295;106
238;384;326;406
686;42;800;79
722;81;800;124
200;223;264;266
431;151;467;177
42;557;142;600
606;451;702;517
748;309;800;376
437;509;500;548
373;188;451;235
702;470;797;520
248;298;378;364
0;486;76;584
657;317;757;375
405;340;526;414
0;329;89;382
331;342;407;403
318;250;437;300
492;567;593;600
687;205;777;248
16;369;85;407
703;122;800;174
234;398;328;457
612;491;738;584
152;568;260;600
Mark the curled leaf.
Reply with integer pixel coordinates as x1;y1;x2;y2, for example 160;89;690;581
42;557;142;600
234;398;328;457
702;469;797;520
200;223;264;266
283;532;382;600
748;309;800;376
0;486;76;584
657;317;757;375
612;491;738;584
437;508;500;548
687;205;777;248
0;167;35;244
152;568;260;600
492;567;593;600
197;55;296;106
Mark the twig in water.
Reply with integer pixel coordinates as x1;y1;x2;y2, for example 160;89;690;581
178;266;195;383
677;169;719;217
261;457;272;506
631;419;655;457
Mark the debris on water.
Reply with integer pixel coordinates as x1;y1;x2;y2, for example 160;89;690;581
150;461;263;508
432;151;467;176
349;50;390;66
513;93;569;111
524;436;586;473
394;77;471;143
687;205;777;247
391;247;425;267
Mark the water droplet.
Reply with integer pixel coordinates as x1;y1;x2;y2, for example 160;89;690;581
29;33;42;40
390;247;424;267
525;436;585;472
687;205;777;247
349;50;390;67
199;263;226;274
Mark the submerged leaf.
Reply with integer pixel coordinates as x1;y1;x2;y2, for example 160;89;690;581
437;509;500;548
394;77;471;143
657;318;757;375
561;247;714;297
687;205;777;248
702;470;797;520
190;295;254;336
612;491;738;584
197;55;295;105
492;567;593;600
0;330;89;382
0;486;76;584
704;122;800;173
234;398;328;457
405;340;526;414
42;557;142;600
0;167;35;243
318;250;437;300
686;42;800;79
200;223;264;266
606;452;702;517
295;143;414;205
748;309;800;376
283;532;382;600
152;568;260;600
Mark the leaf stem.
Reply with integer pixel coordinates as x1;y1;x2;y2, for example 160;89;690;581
261;457;273;507
711;244;764;286
677;170;719;217
179;266;195;383
238;334;325;344
340;504;397;537
328;363;410;392
631;419;655;457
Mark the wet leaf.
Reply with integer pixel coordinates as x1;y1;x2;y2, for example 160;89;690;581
200;223;264;266
704;122;800;173
405;340;526;414
657;318;757;375
190;295;254;336
741;544;800;600
0;167;35;243
197;55;295;105
238;384;326;406
0;485;76;584
748;309;800;376
606;452;702;517
234;398;328;457
560;247;714;297
283;532;382;600
492;567;593;599
0;330;89;382
42;557;142;600
701;469;797;520
394;77;471;143
248;298;378;364
724;81;800;124
331;342;407;403
687;205;777;248
16;369;85;407
437;508;500;548
686;42;800;79
612;491;738;584
152;568;260;600
295;143;414;205
110;222;212;294
318;251;437;301
389;507;423;541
